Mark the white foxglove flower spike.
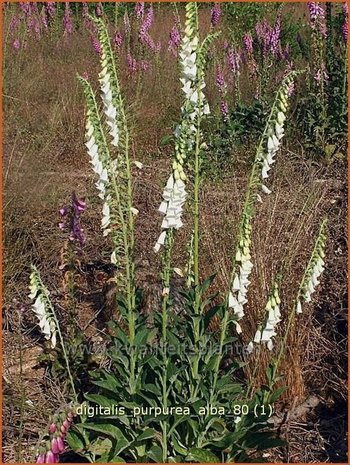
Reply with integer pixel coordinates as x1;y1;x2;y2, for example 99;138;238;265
28;266;57;349
295;219;327;315
248;275;282;353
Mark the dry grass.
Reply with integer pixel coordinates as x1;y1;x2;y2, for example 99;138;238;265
2;4;347;463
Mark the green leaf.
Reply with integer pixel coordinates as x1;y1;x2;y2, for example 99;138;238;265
186;448;220;462
66;429;86;451
88;438;112;455
80;423;129;448
160;134;174;147
200;274;216;295
84;394;117;409
147;445;163;462
269;386;287;403
136;428;155;442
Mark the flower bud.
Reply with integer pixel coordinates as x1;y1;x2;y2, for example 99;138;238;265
49;423;56;434
63;419;70;430
36;454;46;463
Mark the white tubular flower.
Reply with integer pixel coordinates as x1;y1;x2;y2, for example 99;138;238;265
296;220;327;314
101;200;111;236
155;173;187;251
99;54;119;147
229;216;253;322
154;230;167;253
257;72;296;194
84;107;111;234
249;279;281;353
29;267;57;349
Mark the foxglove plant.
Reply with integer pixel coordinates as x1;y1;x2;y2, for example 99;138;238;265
211;3;222;27
29;266;57;349
28;266;77;401
248;276;282;353
342;3;348;43
215;66;229;118
35;409;76;463
168;14;181;56
78;16;139;393
296;219;327;313
227;71;298;330
265;219;327;393
59;192;86;247
63;2;73;35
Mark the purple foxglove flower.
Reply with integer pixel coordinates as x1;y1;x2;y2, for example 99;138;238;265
51;438;59;455
215;67;226;92
19;2;32;15
45;2;56;20
114;31;123;49
45;451;58;463
13;39;20;50
168;17;181;56
81;71;89;80
91;36;102;55
343;3;348;42
308;2;325;22
96;3;103;17
135;2;145;19
127;53;137;73
56;436;65;453
228;47;242;75
49;423;57;434
59;192;86;246
63;3;73;35
60;424;67;435
62;420;70;430
314;67;328;83
308;2;327;38
220;100;229;118
36;454;46;463
243;32;253;54
256;19;273;55
270;14;281;55
211;3;221;27
9;15;19;34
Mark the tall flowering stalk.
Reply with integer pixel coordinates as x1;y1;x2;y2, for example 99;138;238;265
248;274;282;354
307;1;328;149
153;3;216;457
63;3;73;35
36;409;76;463
268;219;327;391
168;14;181;56
78;17;138;391
28;267;77;401
209;72;299;404
211;3;222;27
228;71;298;326
215;66;229;118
